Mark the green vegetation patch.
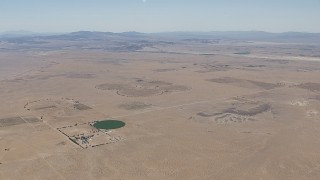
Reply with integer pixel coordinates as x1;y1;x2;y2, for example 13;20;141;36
234;51;251;55
93;120;125;130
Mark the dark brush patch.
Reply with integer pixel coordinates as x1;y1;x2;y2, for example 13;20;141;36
34;105;57;110
22;117;42;123
208;77;238;84
197;112;219;117
117;88;163;97
0;117;26;127
95;83;128;91
197;104;271;118
66;73;96;79
223;104;271;116
162;85;191;92
153;68;177;72
298;83;320;92
208;77;280;90
74;103;92;111
118;102;152;110
244;65;266;68
246;80;280;90
96;80;190;97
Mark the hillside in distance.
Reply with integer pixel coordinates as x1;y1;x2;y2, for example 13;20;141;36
1;31;320;61
1;31;320;51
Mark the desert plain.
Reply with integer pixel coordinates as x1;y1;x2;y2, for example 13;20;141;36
1;32;320;179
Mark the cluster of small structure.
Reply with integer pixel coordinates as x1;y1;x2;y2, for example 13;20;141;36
57;122;124;149
69;134;94;148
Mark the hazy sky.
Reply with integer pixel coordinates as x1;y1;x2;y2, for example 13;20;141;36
1;0;320;33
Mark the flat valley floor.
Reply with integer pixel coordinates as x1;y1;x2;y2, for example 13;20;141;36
1;44;320;179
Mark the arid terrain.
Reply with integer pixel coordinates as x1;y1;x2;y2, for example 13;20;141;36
1;32;320;179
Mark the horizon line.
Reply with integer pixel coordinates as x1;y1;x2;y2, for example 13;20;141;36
1;30;320;35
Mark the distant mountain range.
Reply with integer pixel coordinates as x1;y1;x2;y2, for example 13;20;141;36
151;31;320;42
0;30;61;38
1;30;320;39
1;31;320;45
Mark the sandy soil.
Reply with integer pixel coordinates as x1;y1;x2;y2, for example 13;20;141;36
1;43;320;179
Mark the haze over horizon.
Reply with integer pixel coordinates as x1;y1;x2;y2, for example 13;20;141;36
1;0;320;33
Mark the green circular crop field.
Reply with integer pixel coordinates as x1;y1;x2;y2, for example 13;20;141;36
93;120;125;130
